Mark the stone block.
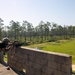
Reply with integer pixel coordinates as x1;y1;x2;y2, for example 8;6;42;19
47;54;54;61
32;63;42;70
8;47;72;75
61;64;71;73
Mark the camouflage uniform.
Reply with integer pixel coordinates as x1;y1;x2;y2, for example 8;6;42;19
0;50;3;62
0;38;10;63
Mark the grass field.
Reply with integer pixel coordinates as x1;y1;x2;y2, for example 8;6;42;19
26;38;75;64
4;53;8;63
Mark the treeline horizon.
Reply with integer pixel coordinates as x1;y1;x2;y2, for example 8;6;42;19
0;18;75;44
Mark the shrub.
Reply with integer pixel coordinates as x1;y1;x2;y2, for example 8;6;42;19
47;36;58;42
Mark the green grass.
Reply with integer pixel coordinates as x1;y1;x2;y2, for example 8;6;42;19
26;38;75;64
4;54;8;63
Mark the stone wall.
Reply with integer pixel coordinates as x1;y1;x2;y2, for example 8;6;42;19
8;47;72;75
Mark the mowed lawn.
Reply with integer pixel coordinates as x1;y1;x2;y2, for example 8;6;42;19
26;38;75;64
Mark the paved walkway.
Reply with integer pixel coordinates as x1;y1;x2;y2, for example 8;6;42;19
72;65;75;71
0;63;17;75
0;63;26;75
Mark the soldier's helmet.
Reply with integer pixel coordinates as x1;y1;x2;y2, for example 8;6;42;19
2;37;10;45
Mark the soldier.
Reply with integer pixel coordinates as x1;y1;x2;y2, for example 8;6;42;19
0;37;10;63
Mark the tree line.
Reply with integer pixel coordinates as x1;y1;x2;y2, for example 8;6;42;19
0;18;75;45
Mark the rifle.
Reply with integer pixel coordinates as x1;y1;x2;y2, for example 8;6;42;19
8;41;23;58
0;41;23;54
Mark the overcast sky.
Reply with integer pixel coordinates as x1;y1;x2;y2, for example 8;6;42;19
0;0;75;26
